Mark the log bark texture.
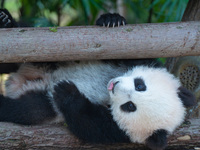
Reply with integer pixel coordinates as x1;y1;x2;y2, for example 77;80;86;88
182;0;200;21
0;21;200;63
0;119;200;150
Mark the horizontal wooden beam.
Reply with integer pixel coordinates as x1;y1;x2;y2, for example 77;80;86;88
0;21;200;63
0;119;199;149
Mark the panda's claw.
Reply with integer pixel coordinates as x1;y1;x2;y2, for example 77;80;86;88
4;20;10;27
107;22;110;28
0;12;5;19
113;23;115;28
0;11;10;27
2;15;8;22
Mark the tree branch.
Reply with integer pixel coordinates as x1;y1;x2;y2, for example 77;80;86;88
0;21;200;63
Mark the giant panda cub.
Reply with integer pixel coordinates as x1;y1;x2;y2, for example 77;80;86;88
0;13;196;150
53;66;195;150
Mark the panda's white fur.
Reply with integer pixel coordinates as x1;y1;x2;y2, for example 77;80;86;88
108;66;185;143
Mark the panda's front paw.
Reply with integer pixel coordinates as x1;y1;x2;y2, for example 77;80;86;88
54;80;90;112
54;80;78;101
0;9;17;28
0;9;12;28
53;81;79;108
96;13;126;27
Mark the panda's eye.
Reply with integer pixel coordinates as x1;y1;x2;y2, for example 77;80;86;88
134;78;146;91
136;84;145;91
120;101;136;112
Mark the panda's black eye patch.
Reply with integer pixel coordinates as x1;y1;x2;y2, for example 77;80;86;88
134;78;146;91
120;101;136;112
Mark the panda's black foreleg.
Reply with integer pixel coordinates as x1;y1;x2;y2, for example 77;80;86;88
0;90;56;125
53;81;130;143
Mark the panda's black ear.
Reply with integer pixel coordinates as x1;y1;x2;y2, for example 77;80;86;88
178;87;196;107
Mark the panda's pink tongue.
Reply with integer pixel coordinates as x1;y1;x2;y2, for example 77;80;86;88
108;81;114;91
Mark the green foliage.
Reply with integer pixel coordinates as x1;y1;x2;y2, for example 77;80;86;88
49;26;58;32
124;0;188;23
158;58;166;64
151;0;189;22
3;0;189;27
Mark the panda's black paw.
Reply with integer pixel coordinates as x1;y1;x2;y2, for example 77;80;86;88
96;13;126;27
54;80;90;113
0;9;17;28
145;129;168;150
54;80;78;102
53;81;77;111
54;80;78;96
178;86;196;107
54;81;80;105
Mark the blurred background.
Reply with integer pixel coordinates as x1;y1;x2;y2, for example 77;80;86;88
1;0;189;27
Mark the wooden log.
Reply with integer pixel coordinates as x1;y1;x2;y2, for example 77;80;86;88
0;119;200;150
0;21;200;63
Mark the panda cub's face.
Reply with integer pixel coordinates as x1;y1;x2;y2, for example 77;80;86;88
107;66;185;144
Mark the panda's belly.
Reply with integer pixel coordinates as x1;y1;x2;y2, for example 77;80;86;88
5;61;126;105
51;61;125;105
